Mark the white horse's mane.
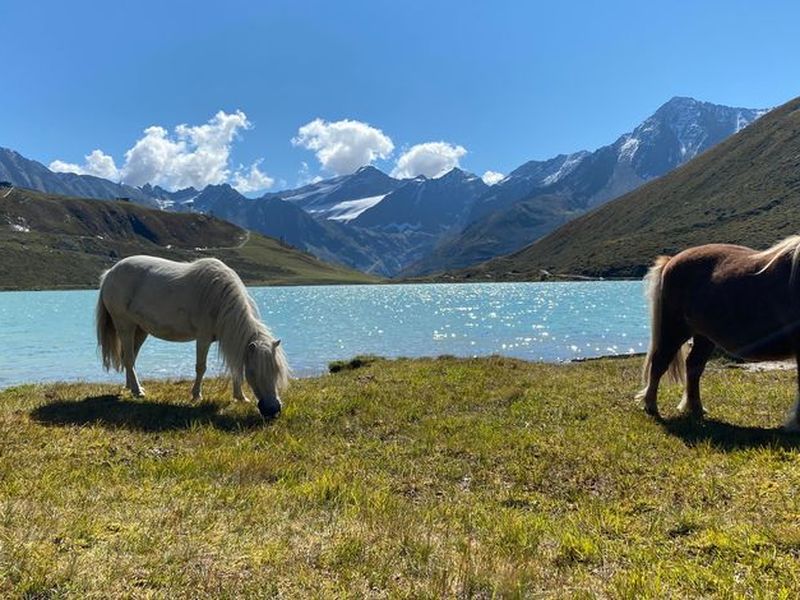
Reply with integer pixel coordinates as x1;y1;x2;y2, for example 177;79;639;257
754;235;800;284
191;258;289;389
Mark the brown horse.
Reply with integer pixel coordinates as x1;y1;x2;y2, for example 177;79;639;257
636;235;800;430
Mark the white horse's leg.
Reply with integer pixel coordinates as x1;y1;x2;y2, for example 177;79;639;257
119;324;145;397
133;327;148;360
232;372;249;402
192;337;211;400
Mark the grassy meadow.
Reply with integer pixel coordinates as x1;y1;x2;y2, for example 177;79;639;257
2;356;800;597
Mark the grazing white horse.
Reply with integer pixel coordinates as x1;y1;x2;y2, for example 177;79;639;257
96;255;289;418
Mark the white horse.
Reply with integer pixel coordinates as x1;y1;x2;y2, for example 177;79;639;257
96;255;289;418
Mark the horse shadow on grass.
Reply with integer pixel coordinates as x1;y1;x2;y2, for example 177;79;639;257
30;394;268;432
659;415;800;452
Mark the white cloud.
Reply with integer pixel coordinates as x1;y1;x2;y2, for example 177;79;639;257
391;142;467;179
297;161;323;186
50;149;120;180
49;110;275;193
292;118;394;175
231;160;275;193
121;110;251;189
482;170;505;185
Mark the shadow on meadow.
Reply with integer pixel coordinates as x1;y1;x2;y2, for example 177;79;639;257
659;416;800;451
30;394;267;432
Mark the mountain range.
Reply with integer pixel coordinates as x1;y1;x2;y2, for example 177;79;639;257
447;95;800;281
0;96;767;277
402;97;767;275
0;148;158;206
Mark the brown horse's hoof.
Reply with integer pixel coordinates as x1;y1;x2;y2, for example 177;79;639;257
678;409;706;421
643;405;660;418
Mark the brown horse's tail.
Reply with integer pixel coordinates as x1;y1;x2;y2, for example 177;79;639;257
96;283;122;372
637;256;687;396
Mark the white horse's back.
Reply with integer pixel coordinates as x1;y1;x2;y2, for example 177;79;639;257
101;256;235;342
96;254;289;417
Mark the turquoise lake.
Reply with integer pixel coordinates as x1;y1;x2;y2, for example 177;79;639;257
0;281;648;388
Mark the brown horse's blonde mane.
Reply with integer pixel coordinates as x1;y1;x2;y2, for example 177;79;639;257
753;235;800;283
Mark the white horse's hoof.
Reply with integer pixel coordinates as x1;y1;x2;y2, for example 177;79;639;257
676;403;706;419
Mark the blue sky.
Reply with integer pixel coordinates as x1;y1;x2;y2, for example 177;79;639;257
2;0;799;192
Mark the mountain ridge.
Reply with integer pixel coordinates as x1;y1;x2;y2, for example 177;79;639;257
1;96;768;279
403;96;768;276
444;95;800;281
0;148;158;206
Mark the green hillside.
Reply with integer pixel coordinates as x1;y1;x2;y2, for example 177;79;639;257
448;95;800;281
0;186;378;289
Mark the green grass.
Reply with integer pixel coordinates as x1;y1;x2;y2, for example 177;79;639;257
3;356;800;597
327;354;385;373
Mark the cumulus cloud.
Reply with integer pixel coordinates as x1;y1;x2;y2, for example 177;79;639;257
121;110;252;189
391;142;467;179
50;149;120;180
292;118;394;175
49;110;275;193
482;170;505;185
297;161;323;186
231;160;275;193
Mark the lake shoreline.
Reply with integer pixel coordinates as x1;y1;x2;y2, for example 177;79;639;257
0;274;644;293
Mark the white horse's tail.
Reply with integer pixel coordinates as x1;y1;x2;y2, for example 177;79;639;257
96;290;122;372
637;256;687;397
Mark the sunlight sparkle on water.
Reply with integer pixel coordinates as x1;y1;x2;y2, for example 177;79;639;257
0;281;648;388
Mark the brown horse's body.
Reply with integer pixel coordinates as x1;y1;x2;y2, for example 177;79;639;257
637;237;800;429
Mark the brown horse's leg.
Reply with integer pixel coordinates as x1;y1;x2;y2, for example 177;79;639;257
677;335;715;418
784;355;800;432
640;323;690;417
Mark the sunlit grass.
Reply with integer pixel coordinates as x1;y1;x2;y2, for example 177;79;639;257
2;356;800;596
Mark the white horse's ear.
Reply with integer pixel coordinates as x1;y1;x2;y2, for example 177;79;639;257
272;339;281;349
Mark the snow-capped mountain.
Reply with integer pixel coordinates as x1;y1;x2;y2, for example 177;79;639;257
273;165;403;222
468;151;590;220
140;183;199;210
404;97;768;276
185;183;433;275
352;168;489;233
195;167;489;274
